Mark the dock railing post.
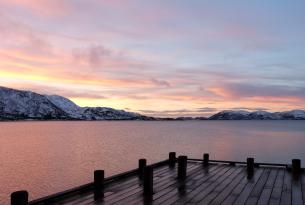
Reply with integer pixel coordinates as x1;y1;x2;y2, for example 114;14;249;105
169;152;176;167
292;159;301;179
247;158;254;179
143;166;153;196
139;159;147;179
203;153;209;166
11;191;28;205
178;155;188;180
94;170;104;200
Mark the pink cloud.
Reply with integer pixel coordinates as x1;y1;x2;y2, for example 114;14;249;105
1;0;73;17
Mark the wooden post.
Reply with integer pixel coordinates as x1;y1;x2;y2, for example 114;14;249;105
203;153;209;166
292;159;301;179
94;170;104;200
11;191;28;205
229;162;236;166
178;156;188;180
143;166;153;195
169;152;176;167
247;158;254;179
139;159;147;179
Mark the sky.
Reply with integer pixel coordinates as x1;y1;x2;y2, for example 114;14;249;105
0;0;304;117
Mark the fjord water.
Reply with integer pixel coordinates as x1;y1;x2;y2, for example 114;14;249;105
1;121;305;203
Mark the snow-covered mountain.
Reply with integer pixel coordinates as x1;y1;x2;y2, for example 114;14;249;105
209;110;305;120
82;107;148;120
0;87;70;120
1;86;304;120
248;111;281;120
208;110;251;120
278;110;305;120
0;86;153;120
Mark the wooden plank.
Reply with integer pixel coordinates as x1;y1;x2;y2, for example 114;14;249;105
126;164;225;205
32;162;301;205
59;192;111;205
269;169;285;205
30;160;170;205
112;163;207;205
107;164;171;191
188;159;288;168
164;165;231;205
198;167;244;204
101;163;200;205
222;168;264;205
64;164;216;205
185;166;237;204
149;165;226;205
148;165;223;205
245;168;271;205
280;170;292;205
233;168;267;205
256;169;278;205
209;167;246;204
152;163;201;191
151;165;210;199
103;186;144;205
60;164;173;205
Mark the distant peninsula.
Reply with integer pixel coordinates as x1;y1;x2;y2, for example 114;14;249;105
0;86;304;121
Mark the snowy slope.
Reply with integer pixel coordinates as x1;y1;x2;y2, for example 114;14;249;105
0;86;153;120
45;95;84;119
208;110;251;120
278;110;305;120
248;111;281;120
0;87;70;120
82;107;148;120
209;110;305;120
46;94;151;120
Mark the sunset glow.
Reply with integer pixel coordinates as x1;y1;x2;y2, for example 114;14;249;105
0;0;305;117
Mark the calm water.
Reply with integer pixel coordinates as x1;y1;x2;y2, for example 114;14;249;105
0;121;305;204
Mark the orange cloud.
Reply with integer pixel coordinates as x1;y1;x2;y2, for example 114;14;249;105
206;86;231;98
0;49;57;64
207;82;305;101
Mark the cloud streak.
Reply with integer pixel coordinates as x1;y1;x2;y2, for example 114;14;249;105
208;83;305;101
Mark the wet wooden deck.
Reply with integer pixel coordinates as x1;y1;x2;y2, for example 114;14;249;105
27;159;304;205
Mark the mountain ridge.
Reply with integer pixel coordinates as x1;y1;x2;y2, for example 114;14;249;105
208;109;305;120
0;86;153;121
0;86;304;120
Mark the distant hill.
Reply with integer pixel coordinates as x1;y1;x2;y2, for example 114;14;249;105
209;110;305;120
0;86;154;121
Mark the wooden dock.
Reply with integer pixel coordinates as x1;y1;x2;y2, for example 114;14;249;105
11;153;304;205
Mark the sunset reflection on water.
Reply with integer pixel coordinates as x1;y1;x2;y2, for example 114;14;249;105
0;121;304;204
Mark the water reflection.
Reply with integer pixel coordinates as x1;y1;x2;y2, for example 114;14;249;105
0;121;304;204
